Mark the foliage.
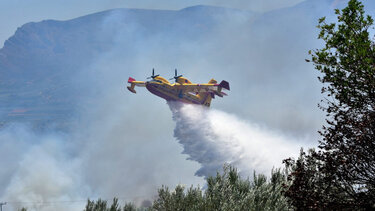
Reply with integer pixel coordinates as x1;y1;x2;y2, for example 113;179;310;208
153;185;204;210
84;165;290;211
284;0;375;209
152;165;290;211
283;149;349;209
83;198;139;211
123;202;138;211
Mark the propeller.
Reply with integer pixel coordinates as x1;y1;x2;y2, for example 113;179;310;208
169;69;183;82
147;68;159;79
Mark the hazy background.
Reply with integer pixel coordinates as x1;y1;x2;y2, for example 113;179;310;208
1;0;375;210
0;0;306;48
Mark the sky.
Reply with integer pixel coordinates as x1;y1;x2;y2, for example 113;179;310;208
0;0;304;48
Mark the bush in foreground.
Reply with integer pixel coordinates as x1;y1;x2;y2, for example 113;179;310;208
153;165;289;211
83;165;290;211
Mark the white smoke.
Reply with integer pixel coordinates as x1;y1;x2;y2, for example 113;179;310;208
169;101;307;178
0;125;89;211
0;100;310;211
0;108;206;211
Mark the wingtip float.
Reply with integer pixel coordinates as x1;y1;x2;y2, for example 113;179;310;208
126;69;230;107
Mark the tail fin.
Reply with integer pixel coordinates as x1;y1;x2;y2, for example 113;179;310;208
219;80;230;90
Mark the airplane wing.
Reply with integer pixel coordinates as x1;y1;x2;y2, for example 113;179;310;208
127;77;146;93
175;80;230;97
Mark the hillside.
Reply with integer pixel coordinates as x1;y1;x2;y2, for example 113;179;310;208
0;6;252;128
0;0;358;135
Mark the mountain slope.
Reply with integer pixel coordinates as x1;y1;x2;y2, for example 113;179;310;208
1;1;370;135
0;6;253;128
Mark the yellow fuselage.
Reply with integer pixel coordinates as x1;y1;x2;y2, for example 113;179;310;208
145;76;212;106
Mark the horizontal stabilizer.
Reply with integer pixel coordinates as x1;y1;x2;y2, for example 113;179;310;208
212;90;228;97
219;80;230;90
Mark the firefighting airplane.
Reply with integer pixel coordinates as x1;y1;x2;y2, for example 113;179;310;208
127;69;230;107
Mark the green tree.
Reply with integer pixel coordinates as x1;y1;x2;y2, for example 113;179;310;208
123;202;137;211
83;165;289;211
153;165;290;211
153;185;204;210
284;0;375;209
84;198;108;211
83;198;137;211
